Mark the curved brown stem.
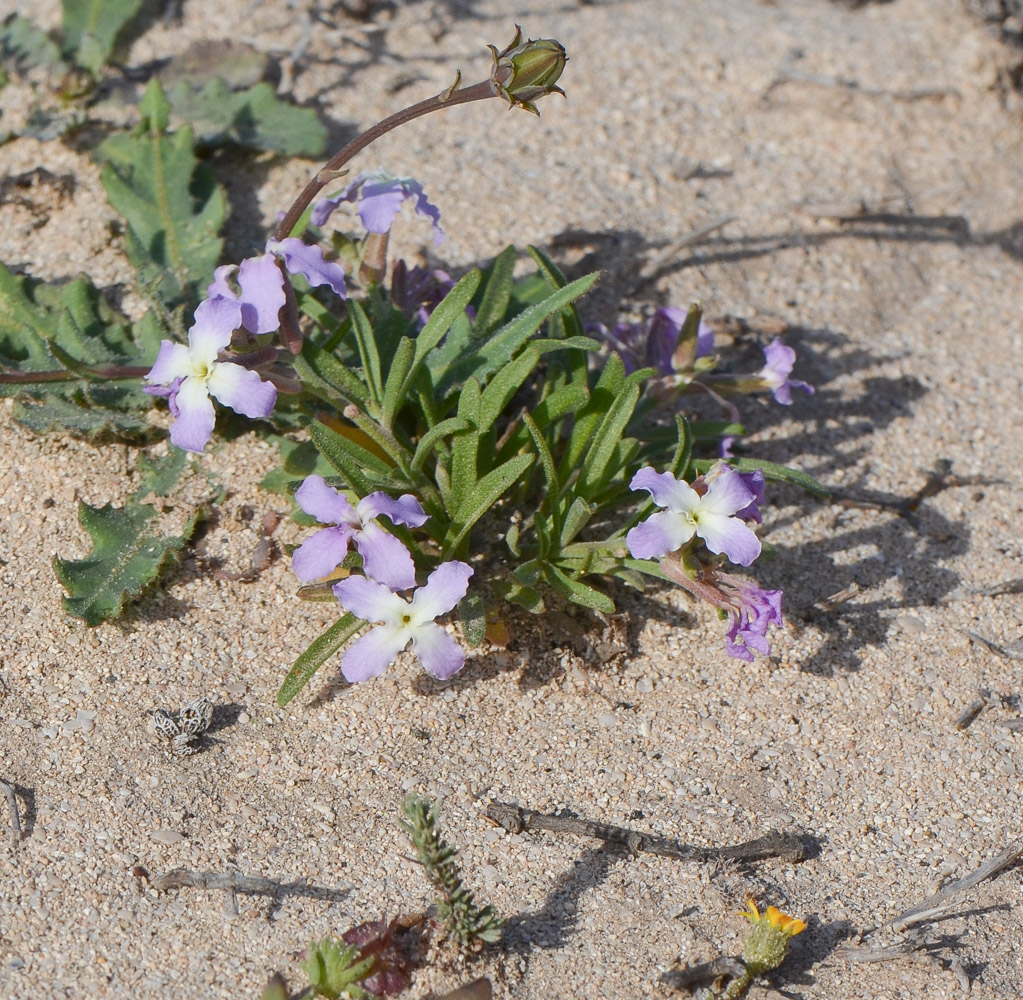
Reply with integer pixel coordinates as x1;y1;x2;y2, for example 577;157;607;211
272;79;496;242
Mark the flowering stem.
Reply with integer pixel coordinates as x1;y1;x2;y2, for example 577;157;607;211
273;80;497;242
0;364;152;383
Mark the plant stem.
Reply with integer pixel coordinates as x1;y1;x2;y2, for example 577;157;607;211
273;80;497;242
0;365;152;384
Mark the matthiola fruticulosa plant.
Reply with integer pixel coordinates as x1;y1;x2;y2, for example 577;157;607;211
135;26;826;704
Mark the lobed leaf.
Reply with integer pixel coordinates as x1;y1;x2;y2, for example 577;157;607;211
52;450;205;625
61;0;142;74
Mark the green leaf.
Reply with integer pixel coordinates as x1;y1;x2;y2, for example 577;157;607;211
295;339;369;407
381;336;415;429
458;592;487;647
494;579;545;613
259;436;336;494
691;457;831;500
470;245;517;340
0;264;161;441
523;412;561;550
543;562;616;614
309;420;394;496
578;382;641;496
559;495;595;547
61;0;142;74
559;351;625;479
278;613;364;706
347;300;382;407
166;79;326;156
52;450;205;625
449;380;481;511
0;14;65;76
96;78;226;311
410;416;471;475
443;453;533;558
477;347;539;432
431;273;598;399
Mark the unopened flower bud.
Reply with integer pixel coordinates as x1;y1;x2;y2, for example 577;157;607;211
489;26;567;115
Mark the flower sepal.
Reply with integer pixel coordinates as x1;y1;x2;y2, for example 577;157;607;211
489;26;567;115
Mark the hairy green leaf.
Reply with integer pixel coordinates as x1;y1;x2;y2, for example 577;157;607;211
165;79;326;156
61;0;142;74
0;13;65;76
96;78;226;311
278;613;364;706
458;592;487;647
443;453;533;557
470;245;517;340
53;450;206;625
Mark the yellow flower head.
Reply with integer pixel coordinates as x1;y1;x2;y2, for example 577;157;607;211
740;899;807;938
738;899;806;977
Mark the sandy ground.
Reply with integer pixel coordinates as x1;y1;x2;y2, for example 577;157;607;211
2;0;1023;997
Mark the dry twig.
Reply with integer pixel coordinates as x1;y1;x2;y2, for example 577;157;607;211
486;800;806;864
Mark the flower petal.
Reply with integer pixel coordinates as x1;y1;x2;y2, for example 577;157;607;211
291;525;353;582
409;561;473;622
356;177;409;234
356;492;428;528
695;512;761;566
333;574;405;623
762;338;795;378
411;622;465;679
340;624;409;682
168;376;216;453
236;252;286;334
267;238;346;298
354;523;418;591
147;340;192;384
629;467;699;514
626;510;696;559
700;467;756;518
295;475;357;526
188;296;242;365
207;264;238;301
206;362;277;418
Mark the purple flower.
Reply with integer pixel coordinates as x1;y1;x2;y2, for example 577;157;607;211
144;297;277;453
312;169;444;245
593;306;714;376
291;475;428;591
732;468;765;524
390;261;459;330
333;561;473;682
207;238;346;336
627;464;762;566
723;580;784;661
757;339;814;405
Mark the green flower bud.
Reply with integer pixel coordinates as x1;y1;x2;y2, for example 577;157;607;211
489;26;567;115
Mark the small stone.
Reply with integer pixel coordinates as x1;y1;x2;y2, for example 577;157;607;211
150;829;187;845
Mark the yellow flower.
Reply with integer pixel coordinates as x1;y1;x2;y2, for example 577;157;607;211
738;899;806;978
740;899;807;937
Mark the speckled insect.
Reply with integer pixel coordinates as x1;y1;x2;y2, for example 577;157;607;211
152;697;214;756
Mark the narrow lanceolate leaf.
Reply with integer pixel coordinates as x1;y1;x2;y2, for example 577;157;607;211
458;592;487;647
52;450;205;625
577;381;641;497
470;245;517;341
278;613;364;706
543;562;616;614
431;273;598;398
96;78;226;311
166;79;326;156
61;0;142;74
443;453;533;557
690;457;831;500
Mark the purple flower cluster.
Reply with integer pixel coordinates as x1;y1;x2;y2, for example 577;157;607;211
146;170;444;453
292;476;471;683
590;306;714;377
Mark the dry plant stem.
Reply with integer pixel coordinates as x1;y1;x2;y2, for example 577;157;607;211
486;801;806;863
628;215;736;294
273;79;496;242
889;836;1023;932
1;778;21;851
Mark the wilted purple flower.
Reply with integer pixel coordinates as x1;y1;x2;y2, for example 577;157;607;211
390;261;458;330
592;306;714;376
292;475;428;591
207;238;346;336
144;297;277;453
757;339;814;405
733;468;765;523
312;169;444;245
333;561;473;682
627;464;761;566
722;579;784;661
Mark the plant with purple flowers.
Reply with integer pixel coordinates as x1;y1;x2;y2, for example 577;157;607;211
2;20;824;696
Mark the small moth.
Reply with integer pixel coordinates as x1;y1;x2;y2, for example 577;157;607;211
152;697;215;756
